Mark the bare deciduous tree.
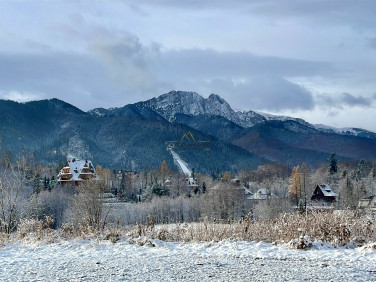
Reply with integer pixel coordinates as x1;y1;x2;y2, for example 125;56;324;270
0;157;27;233
67;180;106;232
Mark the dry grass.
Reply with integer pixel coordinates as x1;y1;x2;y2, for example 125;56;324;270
0;210;374;248
17;215;55;240
128;211;376;246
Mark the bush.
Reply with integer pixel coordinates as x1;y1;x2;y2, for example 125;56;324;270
17;215;54;240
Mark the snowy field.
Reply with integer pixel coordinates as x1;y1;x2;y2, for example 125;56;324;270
1;239;376;281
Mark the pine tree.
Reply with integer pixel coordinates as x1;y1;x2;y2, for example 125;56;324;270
329;153;338;174
43;175;48;190
202;181;207;194
354;160;367;180
33;173;41;194
47;177;51;191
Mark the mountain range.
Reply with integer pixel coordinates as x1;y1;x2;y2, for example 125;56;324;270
1;90;376;174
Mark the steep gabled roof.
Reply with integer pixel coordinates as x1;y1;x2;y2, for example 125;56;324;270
58;159;96;183
318;184;337;197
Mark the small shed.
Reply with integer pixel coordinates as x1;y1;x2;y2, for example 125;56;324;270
311;184;337;203
358;195;376;210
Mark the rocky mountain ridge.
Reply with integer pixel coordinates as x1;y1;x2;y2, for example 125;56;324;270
89;90;376;139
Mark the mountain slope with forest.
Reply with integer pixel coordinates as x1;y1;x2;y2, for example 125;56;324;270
1;91;376;172
0;98;264;174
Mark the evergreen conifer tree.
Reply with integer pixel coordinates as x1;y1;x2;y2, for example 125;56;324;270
33;173;41;194
43;175;48;190
202;181;207;194
329;153;338;174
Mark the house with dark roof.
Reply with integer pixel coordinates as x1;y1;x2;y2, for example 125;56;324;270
310;184;337;207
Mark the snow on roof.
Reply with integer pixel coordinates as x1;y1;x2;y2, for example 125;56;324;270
248;188;271;200
58;159;96;182
318;184;337;197
243;187;252;195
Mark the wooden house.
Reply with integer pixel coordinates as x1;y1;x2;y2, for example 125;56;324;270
57;158;97;186
310;184;337;205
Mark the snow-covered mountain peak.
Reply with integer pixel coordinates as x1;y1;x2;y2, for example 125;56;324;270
141;91;205;121
207;93;226;103
139;90;267;127
88;90;376;139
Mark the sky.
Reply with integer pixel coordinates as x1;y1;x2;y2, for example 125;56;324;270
0;1;376;131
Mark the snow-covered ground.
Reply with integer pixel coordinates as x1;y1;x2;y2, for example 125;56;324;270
1;239;375;281
170;150;191;175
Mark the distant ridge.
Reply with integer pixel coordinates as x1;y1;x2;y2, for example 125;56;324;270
1;91;376;171
89;90;376;139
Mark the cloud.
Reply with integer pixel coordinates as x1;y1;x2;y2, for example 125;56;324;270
0;36;332;111
0;53;122;110
129;0;376;29
126;0;251;10
89;36;169;93
315;92;373;109
204;76;314;111
341;92;371;107
366;37;376;49
0;90;45;103
161;49;332;78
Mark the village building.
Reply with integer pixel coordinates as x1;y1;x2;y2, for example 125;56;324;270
247;188;272;200
310;184;337;208
186;176;198;189
357;195;376;218
57;158;97;186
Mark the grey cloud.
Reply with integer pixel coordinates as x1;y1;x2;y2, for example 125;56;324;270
58;17;171;94
89;38;169;94
129;0;376;29
315;93;372;109
341;93;371;107
366;37;376;49
328;111;340;117
205;76;314;111
0;44;332;112
161;49;332;79
126;0;250;10
0;52;155;110
315;94;336;107
0;16;337;113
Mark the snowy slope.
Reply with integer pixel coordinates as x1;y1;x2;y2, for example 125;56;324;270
0;239;375;281
256;111;376;139
142;91;266;128
170;150;191;175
